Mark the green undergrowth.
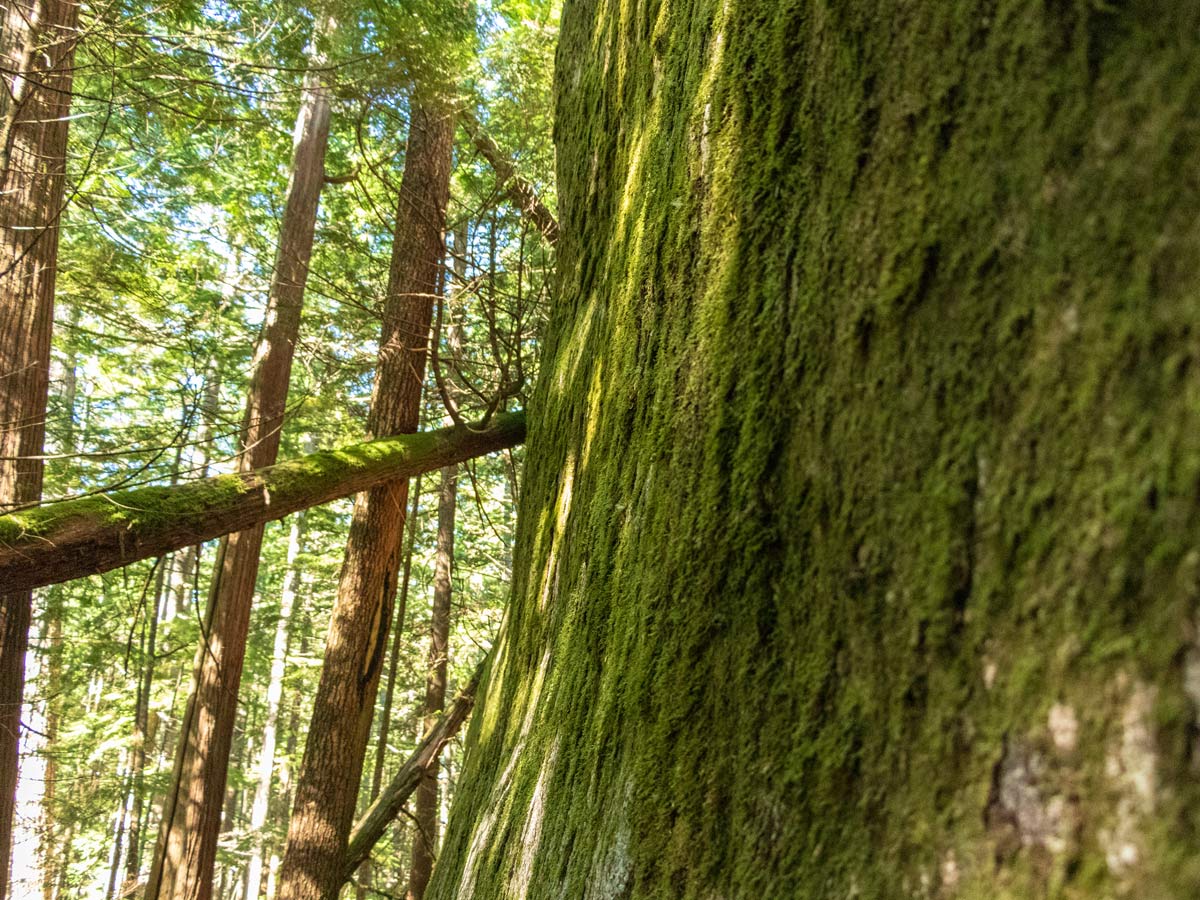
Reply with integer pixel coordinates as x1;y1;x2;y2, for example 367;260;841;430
431;1;1200;898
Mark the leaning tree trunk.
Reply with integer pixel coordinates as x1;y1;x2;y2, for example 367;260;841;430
277;93;454;900
428;3;1200;899
460;113;557;247
0;2;78;895
342;665;482;884
145;42;333;900
406;466;456;900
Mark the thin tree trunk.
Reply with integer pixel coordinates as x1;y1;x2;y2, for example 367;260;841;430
244;507;307;900
145;40;334;899
52;819;73;900
37;304;77;900
357;479;422;898
36;594;63;898
106;759;134;900
406;466;455;900
125;562;166;887
0;2;78;893
267;611;309;900
39;301;80;899
277;93;455;900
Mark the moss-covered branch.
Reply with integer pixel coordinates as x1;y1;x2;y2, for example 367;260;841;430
0;413;525;592
342;661;483;883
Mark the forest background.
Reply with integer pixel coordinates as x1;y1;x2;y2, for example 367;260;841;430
1;0;559;896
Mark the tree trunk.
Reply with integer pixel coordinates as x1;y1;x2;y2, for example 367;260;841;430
267;612;310;900
358;478;422;898
0;412;525;593
36;594;63;898
244;507;308;900
0;1;78;893
277;93;455;900
124;561;167;887
106;758;134;900
429;3;1200;899
406;466;455;900
38;301;80;900
145;27;334;897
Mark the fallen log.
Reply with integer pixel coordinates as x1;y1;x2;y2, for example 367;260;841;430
0;413;525;592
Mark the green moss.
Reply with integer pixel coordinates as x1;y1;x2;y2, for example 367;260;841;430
432;1;1200;898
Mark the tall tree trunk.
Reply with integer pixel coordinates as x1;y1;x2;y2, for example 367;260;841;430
244;507;307;900
38;301;80;900
0;2;78;894
267;611;310;900
277;93;454;900
145;41;333;900
357;479;422;899
106;758;134;900
125;562;167;887
406;466;455;900
52;820;72;900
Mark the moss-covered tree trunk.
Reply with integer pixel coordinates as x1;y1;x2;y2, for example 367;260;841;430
429;2;1200;898
0;413;524;594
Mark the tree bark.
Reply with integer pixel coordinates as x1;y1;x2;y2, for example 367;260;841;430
145;36;334;899
0;413;525;593
429;4;1200;899
341;665;481;884
277;93;455;900
406;466;456;900
244;507;307;900
0;2;78;894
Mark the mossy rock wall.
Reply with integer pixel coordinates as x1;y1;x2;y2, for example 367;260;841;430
429;1;1200;897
